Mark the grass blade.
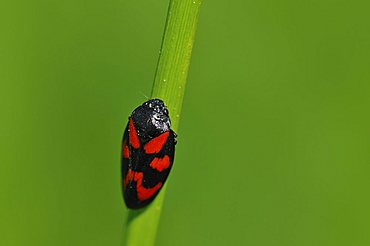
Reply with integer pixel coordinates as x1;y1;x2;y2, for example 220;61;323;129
123;0;202;245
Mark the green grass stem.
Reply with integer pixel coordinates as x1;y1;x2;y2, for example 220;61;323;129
123;0;202;245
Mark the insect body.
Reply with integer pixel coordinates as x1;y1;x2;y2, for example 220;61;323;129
121;99;176;209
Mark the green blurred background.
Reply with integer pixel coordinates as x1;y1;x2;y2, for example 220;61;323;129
1;0;370;245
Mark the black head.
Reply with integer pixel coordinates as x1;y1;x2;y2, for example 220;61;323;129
131;99;171;142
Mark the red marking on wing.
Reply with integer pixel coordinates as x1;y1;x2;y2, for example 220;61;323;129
124;169;162;201
124;169;134;186
144;131;170;154
150;155;170;172
129;118;140;149
122;140;130;158
137;182;162;201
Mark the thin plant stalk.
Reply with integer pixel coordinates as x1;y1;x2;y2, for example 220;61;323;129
123;0;202;245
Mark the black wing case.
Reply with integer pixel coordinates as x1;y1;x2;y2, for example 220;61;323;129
122;124;176;209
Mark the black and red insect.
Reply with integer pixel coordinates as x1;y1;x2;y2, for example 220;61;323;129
121;99;176;209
